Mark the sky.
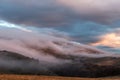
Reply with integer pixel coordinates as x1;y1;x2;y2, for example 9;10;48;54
0;0;120;53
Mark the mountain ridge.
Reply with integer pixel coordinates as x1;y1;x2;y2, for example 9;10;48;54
0;49;120;77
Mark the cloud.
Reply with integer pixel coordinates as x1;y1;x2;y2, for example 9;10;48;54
1;20;120;77
90;29;120;53
0;20;112;62
0;0;78;27
0;20;70;63
91;32;120;48
0;1;120;76
0;0;119;36
0;0;120;27
57;0;120;23
55;22;110;44
0;0;120;53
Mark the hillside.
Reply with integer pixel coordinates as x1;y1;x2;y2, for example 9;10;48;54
0;25;120;78
0;50;120;78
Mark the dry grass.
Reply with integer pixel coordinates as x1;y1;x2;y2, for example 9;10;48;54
0;74;119;80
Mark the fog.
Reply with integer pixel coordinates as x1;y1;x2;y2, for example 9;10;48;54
0;20;118;62
0;20;120;77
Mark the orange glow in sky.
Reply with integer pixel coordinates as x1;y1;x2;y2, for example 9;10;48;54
91;33;120;48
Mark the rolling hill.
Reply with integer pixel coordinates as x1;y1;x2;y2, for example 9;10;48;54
0;48;120;78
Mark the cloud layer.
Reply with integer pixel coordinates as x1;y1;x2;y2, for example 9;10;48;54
0;20;115;63
0;0;120;53
58;0;120;23
0;0;120;25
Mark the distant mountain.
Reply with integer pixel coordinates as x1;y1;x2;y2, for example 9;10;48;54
0;50;61;75
0;48;120;78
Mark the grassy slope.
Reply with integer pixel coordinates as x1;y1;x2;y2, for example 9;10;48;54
0;74;119;80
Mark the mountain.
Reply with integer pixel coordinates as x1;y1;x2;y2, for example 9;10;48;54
0;18;120;78
0;45;120;78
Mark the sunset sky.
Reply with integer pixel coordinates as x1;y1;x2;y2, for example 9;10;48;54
0;0;120;53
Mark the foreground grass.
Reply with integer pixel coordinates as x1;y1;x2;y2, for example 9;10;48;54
0;74;119;80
